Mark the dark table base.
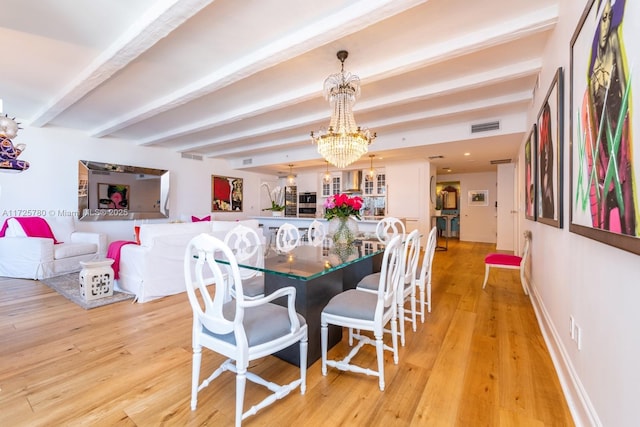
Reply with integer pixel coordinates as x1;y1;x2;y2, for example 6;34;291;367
265;253;382;367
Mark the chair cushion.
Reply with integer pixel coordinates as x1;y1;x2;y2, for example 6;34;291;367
206;302;306;347
323;289;377;321
356;272;380;291
54;242;98;259
485;253;522;266
240;275;265;298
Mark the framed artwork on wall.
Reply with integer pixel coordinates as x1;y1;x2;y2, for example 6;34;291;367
524;124;537;221
98;183;129;210
536;67;564;228
569;0;640;254
468;190;488;206
211;175;243;212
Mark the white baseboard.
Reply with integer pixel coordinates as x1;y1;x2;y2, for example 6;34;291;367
527;284;601;427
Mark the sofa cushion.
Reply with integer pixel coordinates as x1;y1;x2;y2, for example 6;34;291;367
192;215;211;222
237;219;260;230
48;216;75;243
138;222;211;247
54;242;98;259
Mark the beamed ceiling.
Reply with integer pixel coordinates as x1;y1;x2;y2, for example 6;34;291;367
0;0;557;175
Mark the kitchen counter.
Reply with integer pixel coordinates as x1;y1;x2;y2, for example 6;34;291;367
250;216;403;234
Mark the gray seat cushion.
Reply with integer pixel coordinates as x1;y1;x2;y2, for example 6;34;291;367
241;276;265;298
322;289;377;321
356;272;380;291
204;302;306;347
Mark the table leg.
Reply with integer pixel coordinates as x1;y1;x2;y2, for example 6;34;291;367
265;269;344;367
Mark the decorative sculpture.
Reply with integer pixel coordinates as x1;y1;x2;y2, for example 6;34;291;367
0;114;29;172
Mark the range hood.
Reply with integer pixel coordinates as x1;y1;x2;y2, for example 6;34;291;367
342;170;363;193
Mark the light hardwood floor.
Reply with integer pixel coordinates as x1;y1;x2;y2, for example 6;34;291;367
0;238;574;426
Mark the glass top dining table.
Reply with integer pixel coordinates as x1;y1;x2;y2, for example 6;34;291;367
224;238;386;280
215;237;387;367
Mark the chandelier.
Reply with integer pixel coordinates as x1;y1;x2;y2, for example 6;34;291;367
311;50;376;168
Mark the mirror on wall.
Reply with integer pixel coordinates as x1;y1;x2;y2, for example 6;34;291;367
78;160;170;221
441;185;458;210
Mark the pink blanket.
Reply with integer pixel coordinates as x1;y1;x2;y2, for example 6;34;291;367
0;217;60;243
107;240;137;280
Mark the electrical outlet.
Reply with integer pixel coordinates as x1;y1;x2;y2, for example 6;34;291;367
575;323;582;350
569;316;575;340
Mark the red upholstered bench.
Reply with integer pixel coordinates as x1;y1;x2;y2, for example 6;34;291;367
482;231;531;294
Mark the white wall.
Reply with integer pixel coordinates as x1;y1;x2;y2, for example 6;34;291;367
0;125;274;242
518;1;640;426
385;160;431;238
438;171;498;244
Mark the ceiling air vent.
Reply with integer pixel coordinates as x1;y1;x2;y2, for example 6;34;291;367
428;155;444;159
181;153;203;161
471;121;500;133
490;159;512;165
242;158;253;165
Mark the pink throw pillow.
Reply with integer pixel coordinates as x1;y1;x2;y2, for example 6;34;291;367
192;215;211;222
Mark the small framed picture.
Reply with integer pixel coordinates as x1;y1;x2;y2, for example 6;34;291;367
524;124;537;221
468;190;488;206
212;175;243;212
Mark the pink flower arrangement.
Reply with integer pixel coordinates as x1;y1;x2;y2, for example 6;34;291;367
324;193;363;220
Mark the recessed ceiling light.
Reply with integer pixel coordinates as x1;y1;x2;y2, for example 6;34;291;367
464;152;470;156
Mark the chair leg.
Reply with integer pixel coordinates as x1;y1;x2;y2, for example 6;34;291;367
300;337;308;394
398;304;406;347
419;286;425;322
427;279;432;313
235;369;247;427
375;332;385;391
190;347;202;410
391;317;399;365
482;265;490;288
410;293;417;332
321;323;328;376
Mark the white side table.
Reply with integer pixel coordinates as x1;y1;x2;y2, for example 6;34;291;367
79;259;114;301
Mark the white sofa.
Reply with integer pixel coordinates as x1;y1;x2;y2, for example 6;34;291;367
0;216;107;280
116;219;264;303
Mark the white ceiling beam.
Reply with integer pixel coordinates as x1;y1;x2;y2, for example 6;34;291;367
174;59;539;153
90;0;427;137
136;6;555;147
28;0;215;127
203;91;531;158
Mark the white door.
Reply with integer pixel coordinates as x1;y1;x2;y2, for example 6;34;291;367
496;163;515;251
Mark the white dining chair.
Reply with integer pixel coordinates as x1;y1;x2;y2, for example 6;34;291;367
356;229;421;346
307;219;326;246
375;217;406;243
224;224;265;300
321;235;403;391
184;233;308;427
276;223;301;252
416;226;437;321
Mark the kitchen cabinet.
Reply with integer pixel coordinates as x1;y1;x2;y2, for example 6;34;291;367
362;171;386;217
363;172;385;196
321;174;341;197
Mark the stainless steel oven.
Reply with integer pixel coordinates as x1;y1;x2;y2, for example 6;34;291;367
298;192;317;218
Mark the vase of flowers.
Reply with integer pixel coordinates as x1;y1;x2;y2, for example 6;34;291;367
324;193;363;245
261;183;285;216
